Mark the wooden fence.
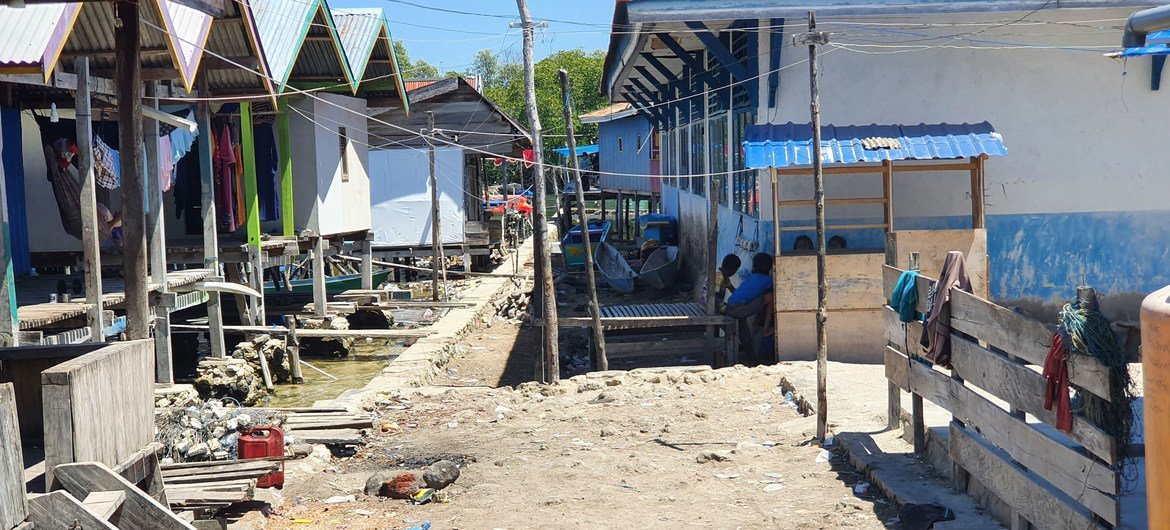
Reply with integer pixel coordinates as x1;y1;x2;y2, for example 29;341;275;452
883;265;1121;529
0;384;28;530
41;340;155;490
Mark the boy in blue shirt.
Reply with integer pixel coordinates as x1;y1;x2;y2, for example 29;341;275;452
724;253;775;361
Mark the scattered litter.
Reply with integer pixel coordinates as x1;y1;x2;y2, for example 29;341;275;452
714;473;740;480
815;449;831;463
761;440;778;448
290;520;315;524
409;488;435;505
405;522;432;530
570;438;593;447
757;403;773;413
323;495;355;504
446;420;459;429
495;406;513;415
614;481;640;492
640;402;655;408
823;436;836;448
353;509;375;516
381;422;399;432
763;484;785;493
853;482;871;495
764;473;784;479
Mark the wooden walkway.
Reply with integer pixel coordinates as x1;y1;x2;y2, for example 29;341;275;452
600;303;707;318
559;302;737;366
17;269;213;330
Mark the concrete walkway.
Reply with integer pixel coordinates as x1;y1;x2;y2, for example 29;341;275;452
320;236;534;409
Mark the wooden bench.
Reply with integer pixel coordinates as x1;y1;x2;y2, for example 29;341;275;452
559;303;737;367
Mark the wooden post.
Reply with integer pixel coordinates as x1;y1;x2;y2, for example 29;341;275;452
276;98;295;238
240;102;264;323
800;11;831;442
0;126;16;347
615;190;623;239
284;315;303;383
196;86;226;358
514;0;559;383
770;168;781;365
882;160;894;233
425;111;447;301
75;57;104;344
360;234;373;290
560;69;607;371
970;155;985;229
600;192;607;224
145;82;173;384
312;237;326;317
117;0;149;340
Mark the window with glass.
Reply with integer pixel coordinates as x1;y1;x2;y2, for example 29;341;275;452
679;125;690;191
690;120;705;196
732;108;757;216
709;114;728;205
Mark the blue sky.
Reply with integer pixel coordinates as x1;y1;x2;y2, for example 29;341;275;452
330;0;614;73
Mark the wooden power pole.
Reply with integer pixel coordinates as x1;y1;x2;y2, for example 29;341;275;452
116;0;149;340
513;0;559;383
559;69;607;371
75;57;105;343
797;11;831;441
425;111;447;301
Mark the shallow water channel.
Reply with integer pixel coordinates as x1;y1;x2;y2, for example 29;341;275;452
263;341;404;408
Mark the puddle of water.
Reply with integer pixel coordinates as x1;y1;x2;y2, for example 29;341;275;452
263;341;404;408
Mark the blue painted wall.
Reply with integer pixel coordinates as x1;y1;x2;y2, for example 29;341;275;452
0;108;29;276
597;114;653;193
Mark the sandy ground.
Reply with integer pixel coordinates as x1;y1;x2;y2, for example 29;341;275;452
237;365;898;529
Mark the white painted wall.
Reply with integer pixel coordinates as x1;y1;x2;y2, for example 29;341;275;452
766;8;1170;220
368;147;465;247
291;92;372;237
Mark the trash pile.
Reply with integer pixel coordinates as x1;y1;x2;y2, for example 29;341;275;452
193;334;291;404
363;459;462;504
155;398;287;462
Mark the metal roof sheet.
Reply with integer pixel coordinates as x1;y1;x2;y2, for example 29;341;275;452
246;0;319;91
624;0;1156;23
156;0;213;91
0;4;81;79
743;122;1007;169
1120;28;1170;57
333;8;383;82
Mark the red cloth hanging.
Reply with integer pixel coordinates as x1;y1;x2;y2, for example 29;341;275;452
1042;332;1073;433
522;150;534;168
492;157;504;167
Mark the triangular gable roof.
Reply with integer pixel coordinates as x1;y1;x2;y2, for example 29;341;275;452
247;0;355;93
154;0;214;91
0;1;211;92
333;8;409;110
0;4;82;82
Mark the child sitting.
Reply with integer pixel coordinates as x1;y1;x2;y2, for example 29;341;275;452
724;253;775;361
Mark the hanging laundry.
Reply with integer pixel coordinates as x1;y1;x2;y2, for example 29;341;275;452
890;269;920;324
253;123;279;221
214;123;237;232
919;251;972;368
159;135;175;192
92;135;119;189
233;142;245;227
1042;331;1073;432
169;111;198;161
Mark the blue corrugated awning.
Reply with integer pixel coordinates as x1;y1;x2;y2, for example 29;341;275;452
1120;29;1170;57
555;144;600;157
743;122;1007;169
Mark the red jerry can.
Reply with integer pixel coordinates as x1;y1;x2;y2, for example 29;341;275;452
239;426;284;488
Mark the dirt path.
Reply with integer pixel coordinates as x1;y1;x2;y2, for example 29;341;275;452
240;366;897;529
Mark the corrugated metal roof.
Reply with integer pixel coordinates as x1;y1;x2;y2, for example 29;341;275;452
333;8;383;83
203;3;275;96
743;122;1007;169
246;0;319;91
579;102;636;124
1120;28;1170;57
0;4;81;79
155;0;213;91
404;77;477;91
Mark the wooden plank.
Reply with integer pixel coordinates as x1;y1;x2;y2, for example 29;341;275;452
40;382;74;491
290;429;364;445
604;338;712;357
113;442;163;486
28;491;118;530
882;306;926;356
557;315;732;329
0;384;27;529
882;264;930;310
55;462;193;529
949;423;1099;530
950;336;1117;464
82;490;127;520
950;289;1111;401
778;253;885;312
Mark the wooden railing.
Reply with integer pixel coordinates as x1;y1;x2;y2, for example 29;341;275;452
41;340;155;491
883;265;1120;529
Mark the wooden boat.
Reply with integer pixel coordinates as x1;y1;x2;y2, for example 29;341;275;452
561;220;611;267
595;242;637;293
265;270;394;295
639;246;680;289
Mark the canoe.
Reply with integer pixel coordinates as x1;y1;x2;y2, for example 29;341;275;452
264;270;394;295
595;242;637;294
561;220;611;267
639;246;680;290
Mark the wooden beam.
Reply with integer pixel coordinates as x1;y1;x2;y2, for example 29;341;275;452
75;58;105;344
145;82;173;384
0;384;26;529
684;21;748;80
117;0;149;340
970;155;985;229
28;491;116;530
196;78;226;360
277;98;295;238
778;197;886;207
654;33;704;72
882;159;894;232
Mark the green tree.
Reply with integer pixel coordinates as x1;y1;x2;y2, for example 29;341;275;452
470;49;501;90
392;39;441;78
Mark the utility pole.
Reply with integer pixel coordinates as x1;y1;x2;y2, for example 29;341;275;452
426;111;447;301
559;69;607;371
796;11;830;441
513;0;559;383
75;57;105;344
